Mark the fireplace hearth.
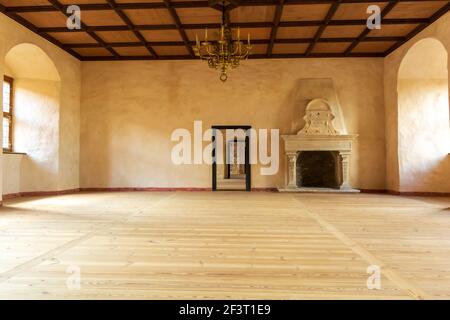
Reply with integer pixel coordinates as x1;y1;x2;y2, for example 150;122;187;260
296;151;340;188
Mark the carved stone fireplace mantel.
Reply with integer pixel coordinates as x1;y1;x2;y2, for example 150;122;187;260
279;98;359;193
280;134;359;192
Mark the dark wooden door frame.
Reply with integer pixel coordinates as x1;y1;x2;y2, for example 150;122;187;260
212;125;251;191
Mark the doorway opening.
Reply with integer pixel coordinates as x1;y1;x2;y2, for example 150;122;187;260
211;125;251;191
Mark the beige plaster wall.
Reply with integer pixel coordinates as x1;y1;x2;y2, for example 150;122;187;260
1;9;447;194
2;153;23;195
13;78;60;192
384;11;450;193
0;14;81;198
80;58;386;189
397;79;449;192
4;65;13;77
58;67;82;191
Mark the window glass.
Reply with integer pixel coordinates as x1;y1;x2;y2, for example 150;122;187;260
2;80;10;113
2;117;9;149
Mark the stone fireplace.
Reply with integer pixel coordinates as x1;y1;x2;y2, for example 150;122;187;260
279;98;358;193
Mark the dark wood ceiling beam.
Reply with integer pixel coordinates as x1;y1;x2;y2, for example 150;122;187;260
47;0;119;58
344;0;398;55
6;5;61;13
5;0;442;12
64;36;405;49
285;0;438;4
220;5;233;25
280;18;429;26
0;3;81;60
253;52;385;58
384;1;450;55
5;2;206;12
227;0;242;10
163;0;195;57
305;0;341;56
267;0;285;57
106;0;157;57
81;51;384;61
37;18;429;34
208;0;242;13
82;55;193;61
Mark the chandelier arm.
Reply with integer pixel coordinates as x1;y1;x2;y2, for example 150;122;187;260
232;44;240;56
205;45;218;56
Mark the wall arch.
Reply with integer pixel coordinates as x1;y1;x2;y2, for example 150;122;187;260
3;43;61;194
397;37;450;192
4;43;61;82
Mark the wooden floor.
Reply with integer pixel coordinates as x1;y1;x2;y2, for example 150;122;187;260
0;191;449;299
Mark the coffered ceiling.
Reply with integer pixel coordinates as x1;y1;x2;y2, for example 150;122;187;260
0;0;449;60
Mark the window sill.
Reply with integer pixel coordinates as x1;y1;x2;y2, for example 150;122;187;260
3;151;26;155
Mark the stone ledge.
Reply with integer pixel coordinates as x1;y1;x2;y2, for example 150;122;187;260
278;187;360;193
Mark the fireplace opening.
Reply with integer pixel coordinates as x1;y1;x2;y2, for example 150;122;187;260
296;151;340;188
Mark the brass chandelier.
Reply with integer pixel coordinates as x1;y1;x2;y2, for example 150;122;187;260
193;2;252;82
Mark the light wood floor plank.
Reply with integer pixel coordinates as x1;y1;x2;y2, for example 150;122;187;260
0;192;449;299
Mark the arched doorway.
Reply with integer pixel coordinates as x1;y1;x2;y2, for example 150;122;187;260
2;43;61;196
397;38;450;192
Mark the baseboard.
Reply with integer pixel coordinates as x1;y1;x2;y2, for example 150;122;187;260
2;192;21;200
79;187;211;192
2;187;448;201
3;188;80;200
360;189;450;197
390;190;450;197
359;189;387;194
251;188;279;192
80;187;280;192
